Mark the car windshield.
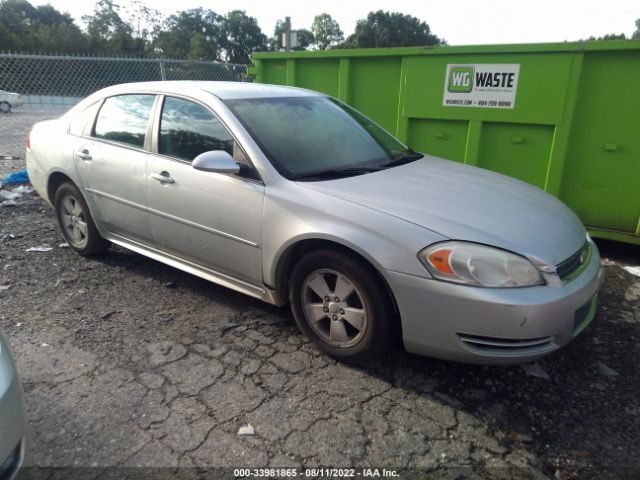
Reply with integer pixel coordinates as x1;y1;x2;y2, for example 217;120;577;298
224;96;421;180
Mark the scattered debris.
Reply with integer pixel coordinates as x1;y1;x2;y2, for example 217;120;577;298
509;431;533;443
26;246;52;252
595;361;619;377
1;185;34;206
0;154;21;161
571;450;591;457
622;266;640;277
59;242;70;248
258;314;287;325
14;185;33;194
0;169;29;187
40;343;49;347
520;362;550;380
0;284;11;291
0;191;19;206
600;258;617;266
238;424;255;436
625;284;640;302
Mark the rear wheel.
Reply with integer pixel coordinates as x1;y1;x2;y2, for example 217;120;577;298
54;182;110;256
289;249;394;363
0;101;11;113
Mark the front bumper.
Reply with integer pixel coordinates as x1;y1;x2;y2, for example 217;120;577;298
0;338;27;480
389;243;603;365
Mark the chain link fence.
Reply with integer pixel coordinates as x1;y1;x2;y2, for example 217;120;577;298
0;53;250;178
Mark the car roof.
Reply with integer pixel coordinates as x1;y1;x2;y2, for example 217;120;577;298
104;81;324;100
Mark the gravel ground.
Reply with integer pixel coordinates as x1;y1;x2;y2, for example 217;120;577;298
0;189;639;479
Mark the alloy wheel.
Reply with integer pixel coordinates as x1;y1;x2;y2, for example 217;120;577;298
301;268;368;347
59;194;88;248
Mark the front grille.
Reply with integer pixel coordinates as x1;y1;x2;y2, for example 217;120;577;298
0;441;21;480
556;243;589;281
458;333;555;356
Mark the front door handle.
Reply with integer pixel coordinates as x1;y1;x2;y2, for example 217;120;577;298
74;149;92;161
150;171;175;184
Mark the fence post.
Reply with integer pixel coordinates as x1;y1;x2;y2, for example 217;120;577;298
159;60;166;80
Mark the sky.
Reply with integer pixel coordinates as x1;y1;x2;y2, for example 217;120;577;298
29;0;640;45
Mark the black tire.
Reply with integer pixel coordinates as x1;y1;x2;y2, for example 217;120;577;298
0;101;11;113
54;182;110;256
289;249;395;363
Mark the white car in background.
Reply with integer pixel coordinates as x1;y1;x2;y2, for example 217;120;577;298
0;90;23;113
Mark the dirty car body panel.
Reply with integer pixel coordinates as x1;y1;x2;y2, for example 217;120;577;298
0;331;27;479
26;81;603;364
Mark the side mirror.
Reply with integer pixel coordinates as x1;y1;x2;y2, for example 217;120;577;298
192;150;240;175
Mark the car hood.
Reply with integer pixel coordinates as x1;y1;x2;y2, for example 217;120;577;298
298;156;586;266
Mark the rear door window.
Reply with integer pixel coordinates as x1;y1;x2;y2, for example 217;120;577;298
93;94;155;148
158;96;234;162
69;100;101;136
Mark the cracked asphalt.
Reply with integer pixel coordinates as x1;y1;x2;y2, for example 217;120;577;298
1;191;639;479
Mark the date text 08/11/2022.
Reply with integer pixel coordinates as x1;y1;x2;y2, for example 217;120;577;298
233;468;400;478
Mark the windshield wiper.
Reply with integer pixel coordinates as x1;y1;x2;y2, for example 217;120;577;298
379;152;424;169
292;153;423;181
292;166;382;181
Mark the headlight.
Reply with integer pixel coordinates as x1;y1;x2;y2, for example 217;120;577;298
418;242;545;287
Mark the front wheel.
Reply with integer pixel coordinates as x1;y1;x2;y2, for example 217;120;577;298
0;101;11;113
54;182;110;256
289;249;395;363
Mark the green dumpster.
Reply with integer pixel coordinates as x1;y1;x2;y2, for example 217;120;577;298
250;41;640;245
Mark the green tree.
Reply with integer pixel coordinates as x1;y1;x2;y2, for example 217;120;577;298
311;13;343;50
0;20;17;51
220;10;267;63
0;0;37;51
633;19;640;39
32;16;88;53
0;0;87;53
187;32;210;60
586;33;627;40
83;0;144;54
270;19;287;50
153;8;222;59
295;29;315;50
123;0;162;43
84;0;128;41
343;10;444;48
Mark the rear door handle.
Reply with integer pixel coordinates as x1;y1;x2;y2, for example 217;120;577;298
150;171;175;184
74;149;92;161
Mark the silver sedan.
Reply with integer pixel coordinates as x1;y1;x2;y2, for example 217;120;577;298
0;330;27;479
26;81;603;364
